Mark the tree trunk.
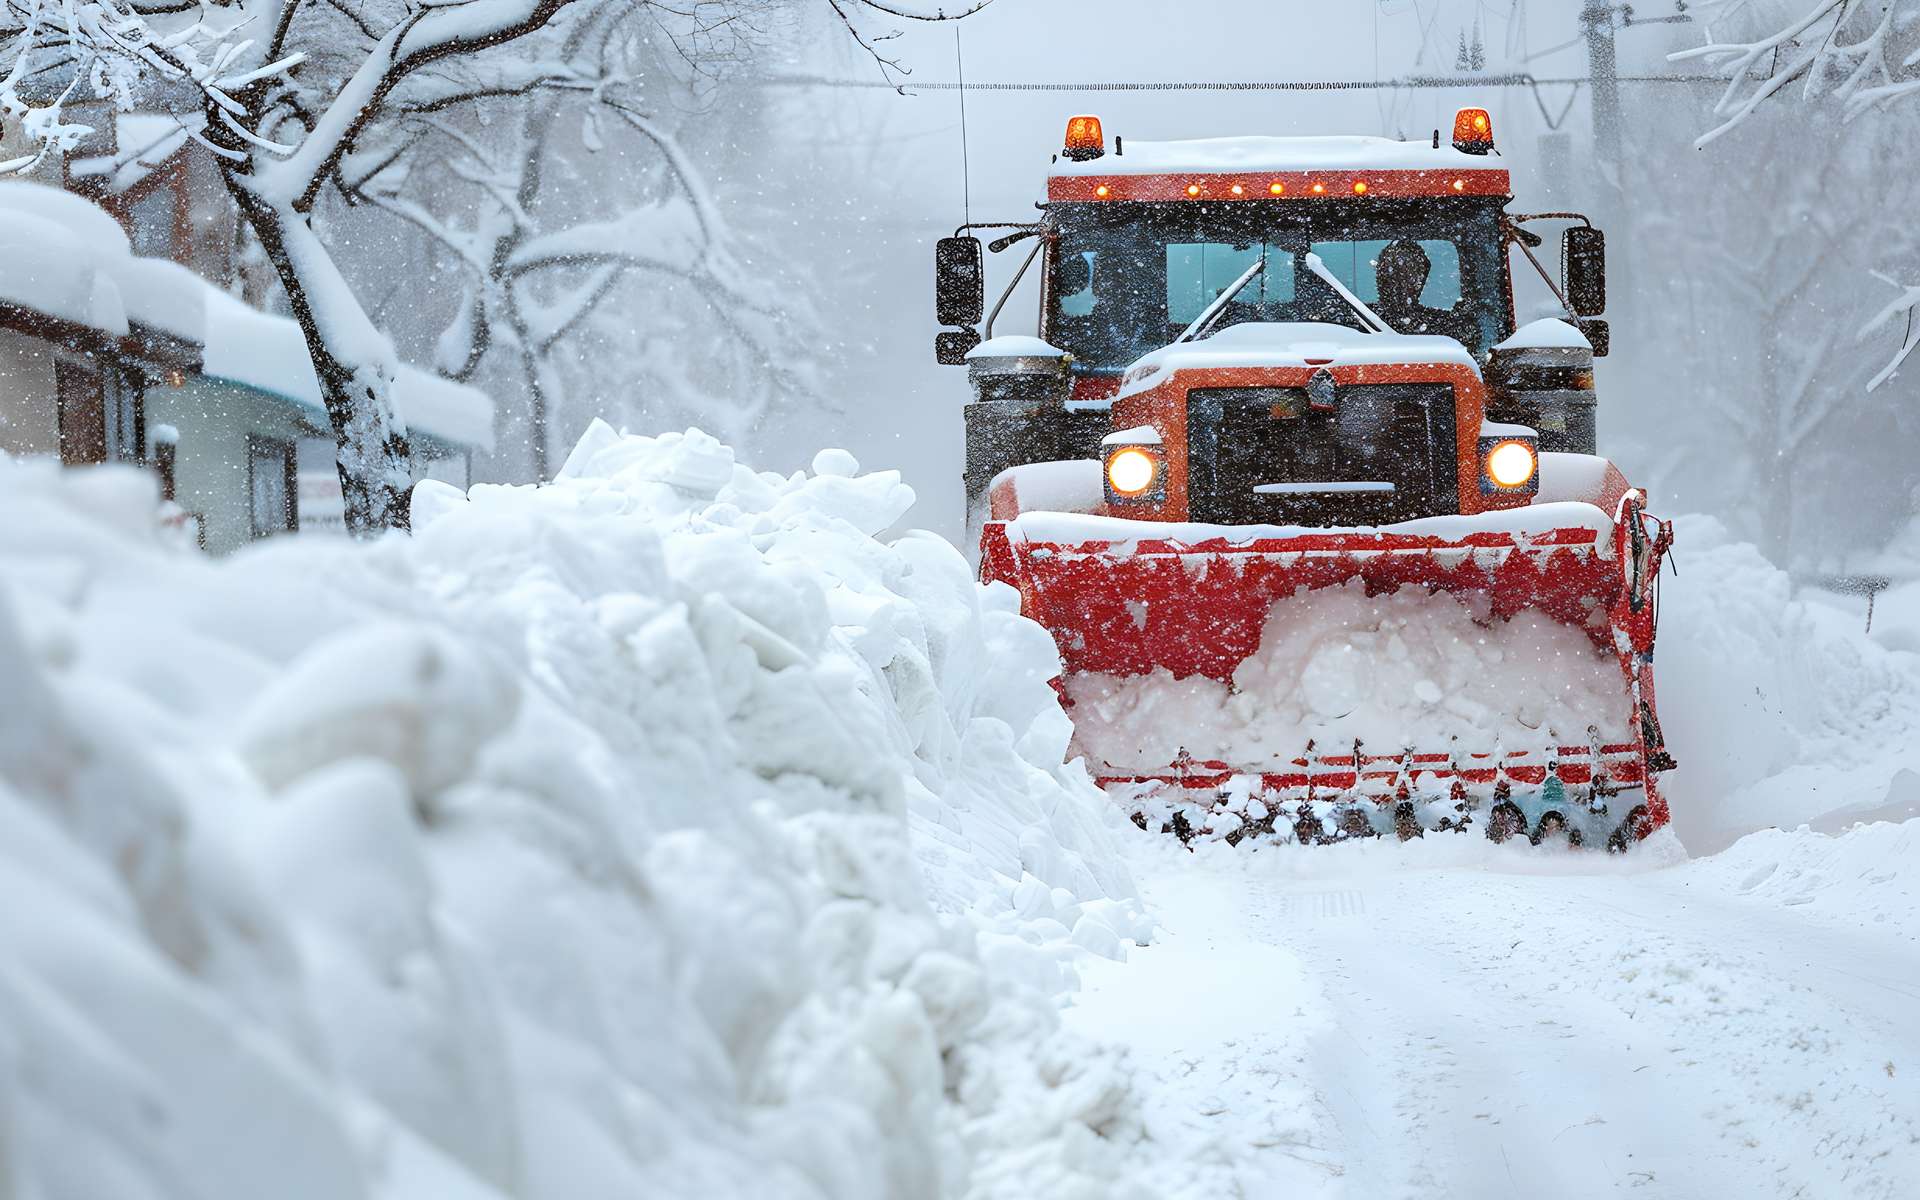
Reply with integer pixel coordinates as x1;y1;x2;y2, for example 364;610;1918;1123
224;181;416;536
1760;452;1796;568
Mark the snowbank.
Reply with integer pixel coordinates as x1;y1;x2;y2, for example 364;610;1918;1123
1657;515;1920;851
0;426;1153;1200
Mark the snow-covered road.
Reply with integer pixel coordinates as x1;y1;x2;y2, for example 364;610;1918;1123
1071;829;1920;1199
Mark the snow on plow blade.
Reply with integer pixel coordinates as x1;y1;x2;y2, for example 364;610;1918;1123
981;498;1676;848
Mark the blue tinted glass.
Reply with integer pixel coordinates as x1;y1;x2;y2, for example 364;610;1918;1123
1166;243;1298;323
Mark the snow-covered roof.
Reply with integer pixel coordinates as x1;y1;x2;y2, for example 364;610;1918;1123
203;289;494;452
0;180;204;341
0;180;491;451
1051;134;1507;179
1117;321;1479;400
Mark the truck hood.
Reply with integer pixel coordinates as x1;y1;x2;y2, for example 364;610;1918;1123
1115;321;1480;400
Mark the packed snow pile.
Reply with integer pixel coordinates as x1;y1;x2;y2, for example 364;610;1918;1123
0;425;1154;1200
1065;579;1630;773
1657;515;1920;852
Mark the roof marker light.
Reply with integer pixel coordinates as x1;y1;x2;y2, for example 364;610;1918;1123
1063;114;1105;161
1230;182;1245;196
1452;177;1467;192
1352;180;1368;195
1310;181;1327;195
1095;184;1111;199
1185;182;1202;197
1269;181;1285;195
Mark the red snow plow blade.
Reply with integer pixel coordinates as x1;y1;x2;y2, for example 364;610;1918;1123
981;496;1676;848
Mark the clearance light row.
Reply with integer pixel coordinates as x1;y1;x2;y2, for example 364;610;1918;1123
1090;177;1475;200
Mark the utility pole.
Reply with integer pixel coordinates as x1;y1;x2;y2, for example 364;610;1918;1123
1583;4;1692;186
1581;2;1623;174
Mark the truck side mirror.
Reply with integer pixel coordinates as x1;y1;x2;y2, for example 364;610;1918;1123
935;328;980;366
935;236;985;328
1562;226;1606;317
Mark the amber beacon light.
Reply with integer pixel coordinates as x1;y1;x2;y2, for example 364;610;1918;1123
1063;115;1105;161
1452;107;1495;155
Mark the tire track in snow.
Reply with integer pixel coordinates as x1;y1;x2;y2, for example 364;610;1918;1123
1082;843;1920;1199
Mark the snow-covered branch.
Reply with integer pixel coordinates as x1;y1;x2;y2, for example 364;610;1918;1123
1860;271;1920;391
1671;0;1920;144
0;2;303;174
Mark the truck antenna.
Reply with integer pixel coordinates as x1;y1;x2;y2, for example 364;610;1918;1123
954;27;972;227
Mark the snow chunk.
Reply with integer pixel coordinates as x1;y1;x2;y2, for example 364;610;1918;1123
991;460;1105;516
1117;321;1479;400
1051;133;1508;178
966;334;1066;360
1494;317;1592;351
810;447;860;477
1479;419;1538;439
1101;425;1163;447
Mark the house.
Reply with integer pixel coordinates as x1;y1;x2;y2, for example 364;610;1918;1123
0;178;495;553
156;288;493;549
0;181;201;466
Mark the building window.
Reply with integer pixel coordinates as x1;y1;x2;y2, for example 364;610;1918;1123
103;370;143;463
55;360;144;465
56;360;106;465
247;435;297;538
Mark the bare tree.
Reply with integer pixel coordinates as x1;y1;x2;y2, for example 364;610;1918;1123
1620;105;1920;563
2;0;988;532
1673;0;1920;390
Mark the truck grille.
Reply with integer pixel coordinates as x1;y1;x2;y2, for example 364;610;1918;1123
1185;384;1458;525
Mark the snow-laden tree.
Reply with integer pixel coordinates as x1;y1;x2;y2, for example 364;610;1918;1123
341;6;823;479
0;0;983;532
1615;102;1920;564
1674;0;1920;390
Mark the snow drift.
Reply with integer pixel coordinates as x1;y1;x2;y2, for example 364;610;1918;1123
0;425;1154;1200
1658;515;1920;852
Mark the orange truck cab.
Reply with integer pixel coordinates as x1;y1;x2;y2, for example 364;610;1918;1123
935;109;1614;539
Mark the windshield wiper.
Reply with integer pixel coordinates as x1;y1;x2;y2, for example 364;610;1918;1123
1175;250;1266;344
1304;252;1394;334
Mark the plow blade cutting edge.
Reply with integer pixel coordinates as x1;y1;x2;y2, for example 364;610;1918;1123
981;496;1676;848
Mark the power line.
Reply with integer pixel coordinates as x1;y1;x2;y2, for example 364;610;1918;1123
759;73;1723;92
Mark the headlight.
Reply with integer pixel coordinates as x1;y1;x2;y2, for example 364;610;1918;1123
1485;439;1537;489
1105;447;1161;499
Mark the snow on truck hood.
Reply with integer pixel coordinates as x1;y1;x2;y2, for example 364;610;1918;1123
1049;134;1507;178
1116;321;1480;399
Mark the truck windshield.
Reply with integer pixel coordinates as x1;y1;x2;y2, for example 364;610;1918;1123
1049;198;1509;370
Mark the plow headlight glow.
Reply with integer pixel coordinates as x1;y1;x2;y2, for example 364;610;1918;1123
1106;447;1160;498
1486;439;1537;488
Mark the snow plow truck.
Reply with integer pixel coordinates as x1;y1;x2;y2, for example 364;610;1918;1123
934;109;1676;849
